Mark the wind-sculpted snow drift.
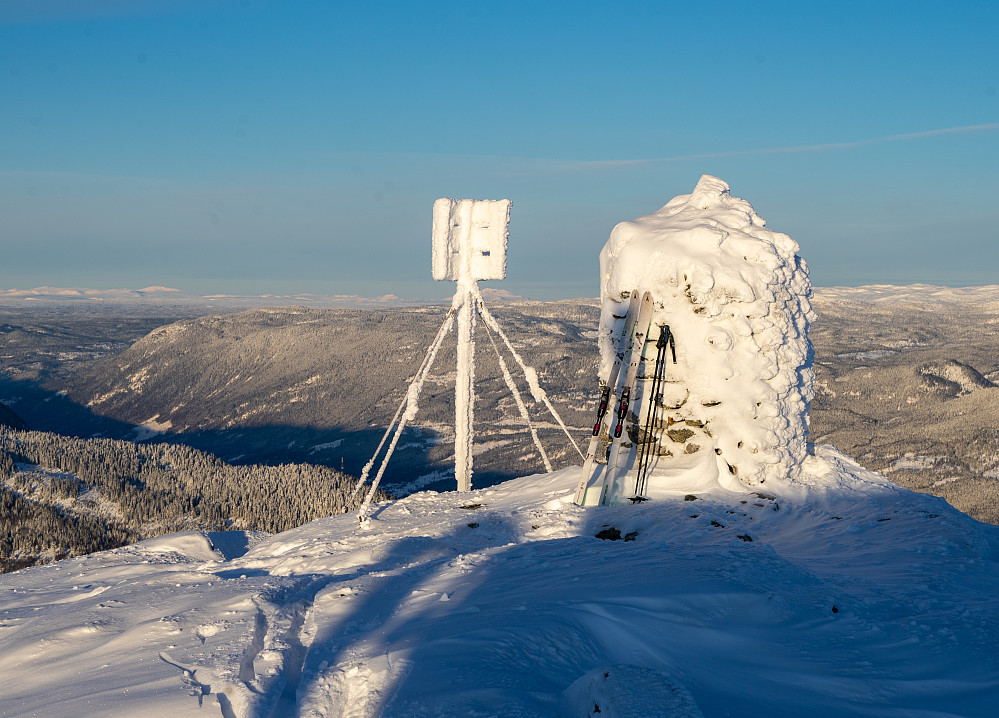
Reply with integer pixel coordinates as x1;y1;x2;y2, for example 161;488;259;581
599;175;813;492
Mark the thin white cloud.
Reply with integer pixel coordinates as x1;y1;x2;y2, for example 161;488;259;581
561;122;999;171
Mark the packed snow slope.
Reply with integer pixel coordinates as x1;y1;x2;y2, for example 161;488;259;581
2;445;999;717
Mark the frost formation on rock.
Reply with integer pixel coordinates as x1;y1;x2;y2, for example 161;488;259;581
599;174;814;490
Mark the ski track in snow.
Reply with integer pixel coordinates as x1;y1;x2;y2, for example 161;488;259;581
2;448;999;717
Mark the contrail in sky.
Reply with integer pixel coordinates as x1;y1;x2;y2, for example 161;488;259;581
567;122;999;169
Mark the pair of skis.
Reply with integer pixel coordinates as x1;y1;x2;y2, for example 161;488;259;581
633;324;676;498
574;290;654;506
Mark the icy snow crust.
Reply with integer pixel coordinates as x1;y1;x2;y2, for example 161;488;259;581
599;175;813;490
3;447;999;717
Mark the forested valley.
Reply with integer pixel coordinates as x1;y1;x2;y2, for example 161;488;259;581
1;426;385;572
2;288;999;572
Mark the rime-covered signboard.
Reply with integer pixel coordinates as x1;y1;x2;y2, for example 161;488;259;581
432;198;510;282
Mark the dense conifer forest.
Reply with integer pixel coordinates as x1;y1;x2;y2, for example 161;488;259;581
0;427;386;572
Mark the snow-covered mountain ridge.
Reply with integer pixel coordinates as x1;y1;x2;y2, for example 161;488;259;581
2;444;998;717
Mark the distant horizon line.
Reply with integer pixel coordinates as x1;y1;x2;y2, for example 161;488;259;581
1;283;997;305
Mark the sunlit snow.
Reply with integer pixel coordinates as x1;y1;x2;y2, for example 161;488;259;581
2;446;998;717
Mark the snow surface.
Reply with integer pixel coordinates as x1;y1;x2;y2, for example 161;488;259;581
3;445;999;717
598;175;813;491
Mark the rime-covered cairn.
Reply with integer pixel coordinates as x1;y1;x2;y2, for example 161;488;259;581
599;175;813;492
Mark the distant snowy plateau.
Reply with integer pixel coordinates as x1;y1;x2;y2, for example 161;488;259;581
3;445;998;717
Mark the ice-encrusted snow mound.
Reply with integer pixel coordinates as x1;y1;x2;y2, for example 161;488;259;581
599;175;813;489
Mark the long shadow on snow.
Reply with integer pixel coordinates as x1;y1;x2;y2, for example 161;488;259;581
366;496;999;718
279;504;666;716
267;509;534;715
280;491;999;718
235;516;496;718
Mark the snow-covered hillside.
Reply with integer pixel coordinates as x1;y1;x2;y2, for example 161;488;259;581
2;445;998;717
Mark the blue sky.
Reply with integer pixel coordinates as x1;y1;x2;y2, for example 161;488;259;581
1;0;997;299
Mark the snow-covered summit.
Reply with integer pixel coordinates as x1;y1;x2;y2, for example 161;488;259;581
2;446;999;717
598;175;813;493
598;175;801;309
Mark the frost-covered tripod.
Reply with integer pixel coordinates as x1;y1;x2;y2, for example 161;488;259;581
352;198;580;521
